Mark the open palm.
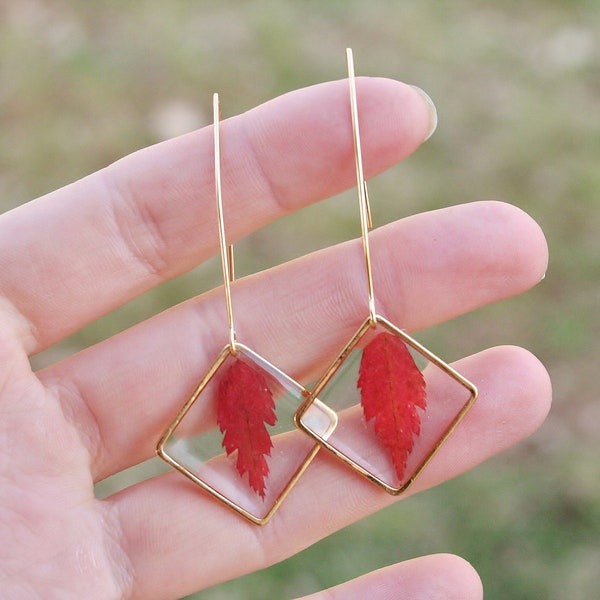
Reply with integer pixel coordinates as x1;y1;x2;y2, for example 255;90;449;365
0;78;550;599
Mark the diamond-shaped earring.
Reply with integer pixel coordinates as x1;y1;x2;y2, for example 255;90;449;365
156;93;336;525
294;49;478;495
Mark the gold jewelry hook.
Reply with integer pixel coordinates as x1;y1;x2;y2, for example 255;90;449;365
213;93;237;352
346;48;376;325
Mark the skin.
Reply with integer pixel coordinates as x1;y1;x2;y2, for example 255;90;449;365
0;77;551;599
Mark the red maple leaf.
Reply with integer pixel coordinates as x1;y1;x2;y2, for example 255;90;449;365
357;332;426;480
216;359;277;499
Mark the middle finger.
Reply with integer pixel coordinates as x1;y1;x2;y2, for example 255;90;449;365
39;200;547;481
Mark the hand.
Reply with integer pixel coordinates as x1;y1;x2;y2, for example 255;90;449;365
0;77;550;599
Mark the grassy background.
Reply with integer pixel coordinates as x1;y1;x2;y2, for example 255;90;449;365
1;1;599;598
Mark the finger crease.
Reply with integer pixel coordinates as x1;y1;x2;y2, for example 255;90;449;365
238;117;291;216
100;167;170;281
0;294;41;356
45;377;105;477
100;501;136;599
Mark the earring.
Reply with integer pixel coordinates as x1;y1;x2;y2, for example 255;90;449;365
295;49;478;495
156;93;336;525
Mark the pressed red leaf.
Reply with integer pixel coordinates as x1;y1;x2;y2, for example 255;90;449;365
216;359;277;499
357;332;426;480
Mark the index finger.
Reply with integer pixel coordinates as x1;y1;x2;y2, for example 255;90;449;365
0;78;435;354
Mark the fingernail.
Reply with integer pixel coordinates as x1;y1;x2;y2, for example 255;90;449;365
410;85;438;141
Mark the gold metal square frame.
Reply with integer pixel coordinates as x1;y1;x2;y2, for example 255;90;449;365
295;315;478;495
157;343;337;525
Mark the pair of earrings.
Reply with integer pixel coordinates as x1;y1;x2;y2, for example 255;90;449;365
156;49;477;525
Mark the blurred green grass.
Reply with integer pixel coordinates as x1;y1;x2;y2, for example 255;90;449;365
1;1;599;598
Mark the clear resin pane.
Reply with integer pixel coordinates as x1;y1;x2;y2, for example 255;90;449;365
298;317;476;493
158;344;336;523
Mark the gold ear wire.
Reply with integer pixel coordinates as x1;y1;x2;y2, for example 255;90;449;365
346;48;376;325
213;93;237;352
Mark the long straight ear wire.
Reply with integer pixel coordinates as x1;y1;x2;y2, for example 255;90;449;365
213;93;236;353
295;48;478;496
346;48;376;324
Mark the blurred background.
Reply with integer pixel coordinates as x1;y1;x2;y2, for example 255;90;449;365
1;1;598;598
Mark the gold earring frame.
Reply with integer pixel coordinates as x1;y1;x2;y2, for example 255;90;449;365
294;49;478;495
156;93;336;525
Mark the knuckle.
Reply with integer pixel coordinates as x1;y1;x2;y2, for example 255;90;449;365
101;166;171;280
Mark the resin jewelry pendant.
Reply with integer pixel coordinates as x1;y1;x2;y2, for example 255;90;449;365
295;49;478;495
156;93;336;525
